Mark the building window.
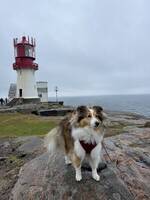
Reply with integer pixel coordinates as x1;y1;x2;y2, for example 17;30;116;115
25;45;33;57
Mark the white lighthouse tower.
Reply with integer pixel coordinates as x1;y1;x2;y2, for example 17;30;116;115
13;36;39;102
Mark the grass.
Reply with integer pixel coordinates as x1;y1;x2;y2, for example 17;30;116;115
0;113;133;138
0;113;58;138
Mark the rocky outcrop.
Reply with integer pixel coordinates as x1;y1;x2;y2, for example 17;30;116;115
9;112;150;200
16;136;43;154
103;127;150;200
10;152;134;200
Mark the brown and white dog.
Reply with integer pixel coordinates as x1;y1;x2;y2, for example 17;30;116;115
45;106;107;181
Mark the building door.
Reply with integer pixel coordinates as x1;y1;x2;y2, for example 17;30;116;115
19;89;22;97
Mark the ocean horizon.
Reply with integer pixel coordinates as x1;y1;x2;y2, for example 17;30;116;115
49;94;150;117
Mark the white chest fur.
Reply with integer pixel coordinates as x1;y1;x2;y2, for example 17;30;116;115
71;127;103;144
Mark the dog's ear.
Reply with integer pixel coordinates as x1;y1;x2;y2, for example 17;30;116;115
93;106;105;121
77;106;87;113
93;106;103;112
76;106;88;122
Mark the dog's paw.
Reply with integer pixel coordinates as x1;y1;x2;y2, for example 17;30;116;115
65;159;72;165
76;174;82;181
92;173;100;181
65;156;72;165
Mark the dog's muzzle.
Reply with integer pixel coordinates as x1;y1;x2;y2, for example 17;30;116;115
94;121;100;128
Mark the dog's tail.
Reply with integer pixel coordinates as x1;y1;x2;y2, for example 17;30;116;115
44;127;64;153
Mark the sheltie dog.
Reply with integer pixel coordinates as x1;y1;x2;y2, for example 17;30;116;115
45;106;107;181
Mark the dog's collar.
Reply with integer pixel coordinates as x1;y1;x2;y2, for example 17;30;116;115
79;140;97;154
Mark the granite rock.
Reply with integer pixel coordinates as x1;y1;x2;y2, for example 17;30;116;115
10;152;134;200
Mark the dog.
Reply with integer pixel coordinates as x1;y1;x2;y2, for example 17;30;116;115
45;105;107;181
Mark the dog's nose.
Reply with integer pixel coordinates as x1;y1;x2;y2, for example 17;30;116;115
95;121;100;127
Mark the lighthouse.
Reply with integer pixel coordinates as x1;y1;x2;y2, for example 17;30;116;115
13;36;39;101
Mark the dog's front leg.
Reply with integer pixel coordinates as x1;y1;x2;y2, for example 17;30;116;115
90;143;102;181
72;140;85;181
72;153;82;181
75;165;82;181
65;155;72;165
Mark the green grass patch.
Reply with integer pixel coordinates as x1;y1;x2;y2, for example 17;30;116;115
0;113;57;138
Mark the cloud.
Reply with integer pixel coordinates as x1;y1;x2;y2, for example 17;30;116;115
0;0;150;97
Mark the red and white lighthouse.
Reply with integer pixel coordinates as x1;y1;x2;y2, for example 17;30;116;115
13;36;39;99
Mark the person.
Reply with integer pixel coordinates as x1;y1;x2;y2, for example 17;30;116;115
5;98;8;105
0;98;4;105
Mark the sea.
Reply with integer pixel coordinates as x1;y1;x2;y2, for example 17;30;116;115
49;94;150;117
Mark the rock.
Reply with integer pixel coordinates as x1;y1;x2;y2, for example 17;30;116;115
0;140;13;155
125;148;150;166
0;157;8;161
10;152;133;200
17;136;43;154
144;121;150;128
3;141;10;148
102;128;150;200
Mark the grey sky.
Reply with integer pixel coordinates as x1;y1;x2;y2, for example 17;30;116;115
0;0;150;97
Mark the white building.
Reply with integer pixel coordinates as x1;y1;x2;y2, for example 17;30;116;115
37;81;48;102
16;69;38;99
13;36;39;100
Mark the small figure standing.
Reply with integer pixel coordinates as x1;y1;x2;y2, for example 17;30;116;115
5;98;8;105
0;98;4;106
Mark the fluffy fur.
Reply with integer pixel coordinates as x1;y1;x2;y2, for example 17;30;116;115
45;105;107;181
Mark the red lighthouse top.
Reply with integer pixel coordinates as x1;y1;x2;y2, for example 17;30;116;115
13;36;38;70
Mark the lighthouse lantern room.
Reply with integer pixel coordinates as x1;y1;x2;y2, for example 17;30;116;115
13;36;39;99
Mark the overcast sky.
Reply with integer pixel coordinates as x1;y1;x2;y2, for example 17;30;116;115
0;0;150;97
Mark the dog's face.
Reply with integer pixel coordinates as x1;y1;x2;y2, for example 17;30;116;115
72;105;106;129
